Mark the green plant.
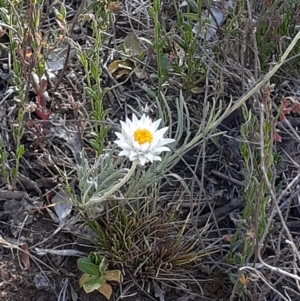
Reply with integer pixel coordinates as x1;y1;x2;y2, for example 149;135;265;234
0;140;9;184
85;199;202;289
227;85;278;298
172;0;207;93
0;0;74;187
75;149;128;216
11;108;25;182
148;0;168;96
74;92;231;214
0;0;48;186
75;1;112;155
147;0;208;95
256;0;300;73
73;88;230;290
78;252;122;299
73;101;214;293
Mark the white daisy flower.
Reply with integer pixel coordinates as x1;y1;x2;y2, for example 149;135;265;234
114;114;175;166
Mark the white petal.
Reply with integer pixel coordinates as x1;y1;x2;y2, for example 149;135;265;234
115;141;132;150
144;153;155;162
152;138;175;148
125;116;133;128
145;153;161;162
132;140;143;151
151;118;161;132
114;136;130;145
120;120;128;132
120;122;132;141
124;117;133;132
140;114;146;124
161;138;175;144
152;155;162;161
138;156;147;166
128;150;138;160
144;116;152;128
132;113;139;127
115;113;174;164
115;132;126;140
141;142;150;152
153;127;168;139
152;146;171;154
119;149;130;157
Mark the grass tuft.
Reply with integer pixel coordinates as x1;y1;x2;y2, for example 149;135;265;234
85;198;203;290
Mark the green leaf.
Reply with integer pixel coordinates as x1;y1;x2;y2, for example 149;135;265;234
229;273;237;284
99;257;108;274
140;84;156;99
11;167;17;179
148;6;154;18
54;7;64;21
83;274;103;293
161;53;169;70
80;274;102;293
0;151;8;161
77;258;100;275
225;252;233;263
90;61;99;80
16;145;25;159
233;253;243;266
101;125;110;137
153;0;160;11
86;87;98;101
0;8;9;24
88;252;103;266
90;140;101;153
60;5;67;19
181;13;200;21
185;0;198;12
18;108;24;122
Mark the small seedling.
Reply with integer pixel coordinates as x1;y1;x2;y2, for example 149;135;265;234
77;252;122;299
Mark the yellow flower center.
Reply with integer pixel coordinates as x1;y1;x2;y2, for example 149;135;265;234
133;128;153;145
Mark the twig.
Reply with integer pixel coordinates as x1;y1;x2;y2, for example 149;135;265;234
239;267;291;301
197;197;243;227
210;169;244;187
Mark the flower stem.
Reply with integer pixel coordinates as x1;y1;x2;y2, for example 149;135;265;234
86;161;138;208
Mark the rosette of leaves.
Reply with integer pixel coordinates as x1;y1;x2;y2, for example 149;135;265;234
77;252;122;299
